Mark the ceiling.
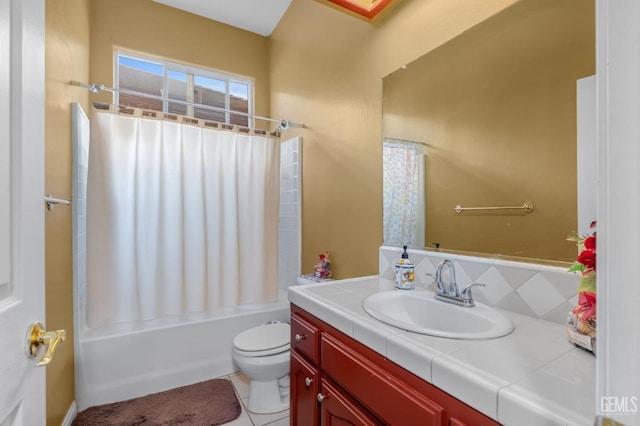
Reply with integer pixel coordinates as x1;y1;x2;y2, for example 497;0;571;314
151;0;294;37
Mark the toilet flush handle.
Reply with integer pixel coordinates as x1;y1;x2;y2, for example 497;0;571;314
295;333;305;343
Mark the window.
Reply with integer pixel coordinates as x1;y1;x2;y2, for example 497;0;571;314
115;51;253;127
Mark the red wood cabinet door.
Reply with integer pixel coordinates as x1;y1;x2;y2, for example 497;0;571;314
449;418;467;426
319;378;382;426
291;350;320;426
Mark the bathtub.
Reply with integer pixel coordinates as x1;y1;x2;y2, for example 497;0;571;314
74;295;289;410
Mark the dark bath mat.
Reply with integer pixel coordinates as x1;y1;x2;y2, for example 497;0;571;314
72;378;242;426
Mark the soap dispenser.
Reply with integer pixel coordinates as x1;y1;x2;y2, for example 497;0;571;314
395;245;415;290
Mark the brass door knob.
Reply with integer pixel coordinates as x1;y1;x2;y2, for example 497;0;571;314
26;322;66;367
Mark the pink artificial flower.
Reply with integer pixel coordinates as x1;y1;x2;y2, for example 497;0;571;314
573;291;596;321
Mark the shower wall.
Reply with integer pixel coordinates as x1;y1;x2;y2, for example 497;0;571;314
279;136;302;291
72;103;90;345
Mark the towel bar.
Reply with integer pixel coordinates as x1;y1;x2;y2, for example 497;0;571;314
454;202;534;213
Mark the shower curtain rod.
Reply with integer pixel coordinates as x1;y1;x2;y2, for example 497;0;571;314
70;80;304;131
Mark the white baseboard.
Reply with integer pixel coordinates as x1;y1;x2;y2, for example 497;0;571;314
61;400;77;426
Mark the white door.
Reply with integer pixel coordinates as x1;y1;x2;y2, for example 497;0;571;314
596;1;640;424
0;0;46;424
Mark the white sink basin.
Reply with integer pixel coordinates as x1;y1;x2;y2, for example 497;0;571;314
362;291;514;339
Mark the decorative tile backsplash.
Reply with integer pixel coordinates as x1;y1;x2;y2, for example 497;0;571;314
379;246;580;325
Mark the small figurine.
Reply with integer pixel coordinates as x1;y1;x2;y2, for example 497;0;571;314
313;252;332;279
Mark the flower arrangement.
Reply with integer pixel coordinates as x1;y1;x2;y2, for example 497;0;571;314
566;221;596;353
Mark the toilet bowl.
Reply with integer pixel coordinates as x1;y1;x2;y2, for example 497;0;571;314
232;322;291;414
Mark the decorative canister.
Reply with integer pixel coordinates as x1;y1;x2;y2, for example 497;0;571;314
395;245;415;290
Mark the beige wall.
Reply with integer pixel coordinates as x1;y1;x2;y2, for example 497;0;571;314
270;0;517;277
45;0;91;424
89;0;270;119
383;0;595;261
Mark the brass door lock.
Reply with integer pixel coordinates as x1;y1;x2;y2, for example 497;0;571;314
26;322;66;367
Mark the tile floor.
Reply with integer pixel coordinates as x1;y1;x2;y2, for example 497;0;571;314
222;372;290;426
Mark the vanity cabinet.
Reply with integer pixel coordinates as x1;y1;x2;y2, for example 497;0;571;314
290;304;500;426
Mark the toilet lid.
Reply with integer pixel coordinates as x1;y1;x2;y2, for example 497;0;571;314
233;322;290;352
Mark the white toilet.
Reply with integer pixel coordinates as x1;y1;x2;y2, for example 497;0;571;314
232;322;291;414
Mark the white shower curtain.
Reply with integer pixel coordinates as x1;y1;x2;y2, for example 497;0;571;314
383;138;426;247
86;110;280;328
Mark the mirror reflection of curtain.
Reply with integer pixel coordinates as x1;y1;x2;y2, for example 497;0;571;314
383;138;426;247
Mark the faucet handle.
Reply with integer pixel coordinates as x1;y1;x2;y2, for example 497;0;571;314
460;283;486;304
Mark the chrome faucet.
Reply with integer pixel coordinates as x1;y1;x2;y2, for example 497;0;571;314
434;259;486;307
435;259;458;296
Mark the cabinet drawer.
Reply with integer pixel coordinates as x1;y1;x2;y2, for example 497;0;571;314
291;313;320;364
321;333;444;426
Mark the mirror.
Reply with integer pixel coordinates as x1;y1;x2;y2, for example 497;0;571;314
382;0;595;262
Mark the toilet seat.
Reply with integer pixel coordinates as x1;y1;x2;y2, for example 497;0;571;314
233;323;291;357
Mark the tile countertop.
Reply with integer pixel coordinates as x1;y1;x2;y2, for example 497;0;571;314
288;276;596;426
